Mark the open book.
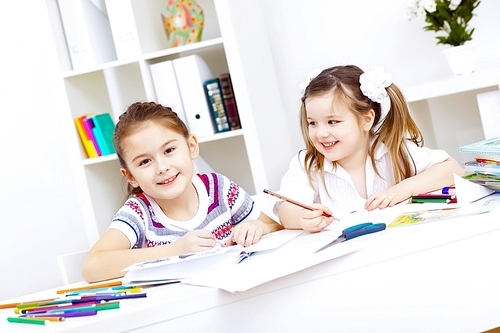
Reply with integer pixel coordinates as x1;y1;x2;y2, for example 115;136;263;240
121;229;303;283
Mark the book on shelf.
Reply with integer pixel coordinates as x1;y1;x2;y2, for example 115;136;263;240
459;137;500;156
82;116;102;156
57;0;117;70
91;113;116;155
74;113;116;158
172;55;216;138
204;78;231;133
219;73;242;130
74;115;98;158
149;60;188;126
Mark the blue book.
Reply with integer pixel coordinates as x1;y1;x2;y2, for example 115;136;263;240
91;113;116;155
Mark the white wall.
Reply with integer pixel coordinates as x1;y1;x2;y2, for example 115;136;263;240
258;0;500;159
1;0;498;301
0;2;89;300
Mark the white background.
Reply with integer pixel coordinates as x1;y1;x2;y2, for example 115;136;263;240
0;0;499;300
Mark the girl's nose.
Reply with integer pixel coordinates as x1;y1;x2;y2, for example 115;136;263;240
317;126;330;138
156;160;170;174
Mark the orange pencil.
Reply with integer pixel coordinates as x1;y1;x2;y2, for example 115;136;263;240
56;280;122;294
0;298;55;309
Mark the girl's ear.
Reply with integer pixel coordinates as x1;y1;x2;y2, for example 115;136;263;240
188;134;200;159
362;109;376;131
121;168;139;188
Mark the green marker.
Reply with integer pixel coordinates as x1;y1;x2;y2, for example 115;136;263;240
7;316;48;325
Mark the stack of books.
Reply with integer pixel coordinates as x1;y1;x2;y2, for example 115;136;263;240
203;73;242;134
150;55;242;138
74;113;116;158
459;137;500;192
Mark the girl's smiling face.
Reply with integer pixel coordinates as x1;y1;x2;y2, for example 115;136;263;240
306;92;374;169
120;121;199;203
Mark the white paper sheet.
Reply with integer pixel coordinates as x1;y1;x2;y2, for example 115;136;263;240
122;230;303;282
182;231;364;293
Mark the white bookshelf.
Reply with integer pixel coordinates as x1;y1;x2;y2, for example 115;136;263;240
45;0;292;243
403;69;500;103
402;69;500;163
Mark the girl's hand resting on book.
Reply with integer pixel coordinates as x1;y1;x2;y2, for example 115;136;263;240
231;220;264;247
365;183;411;210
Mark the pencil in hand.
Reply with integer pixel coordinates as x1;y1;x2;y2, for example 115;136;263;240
263;189;333;218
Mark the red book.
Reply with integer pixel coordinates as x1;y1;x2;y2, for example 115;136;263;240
218;73;241;130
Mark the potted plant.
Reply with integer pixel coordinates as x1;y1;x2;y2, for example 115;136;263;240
406;0;481;76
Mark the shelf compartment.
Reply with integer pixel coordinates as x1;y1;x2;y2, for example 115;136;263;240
84;159;125;236
131;0;221;54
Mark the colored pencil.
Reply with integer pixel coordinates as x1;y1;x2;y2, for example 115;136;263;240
56;280;122;294
23;316;65;322
410;197;457;204
263;189;333;218
7;317;48;325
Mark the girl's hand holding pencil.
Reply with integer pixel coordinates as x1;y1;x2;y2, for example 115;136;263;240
264;189;337;233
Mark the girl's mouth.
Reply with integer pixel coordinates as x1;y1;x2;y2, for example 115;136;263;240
157;173;178;185
321;141;337;149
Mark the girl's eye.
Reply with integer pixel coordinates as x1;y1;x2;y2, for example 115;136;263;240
328;120;338;125
308;121;317;126
139;158;151;166
165;147;175;154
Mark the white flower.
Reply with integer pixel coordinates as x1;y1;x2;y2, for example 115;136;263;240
299;69;322;94
422;0;437;13
449;0;462;10
416;6;427;17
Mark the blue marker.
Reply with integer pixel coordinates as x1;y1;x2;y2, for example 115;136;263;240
442;186;456;195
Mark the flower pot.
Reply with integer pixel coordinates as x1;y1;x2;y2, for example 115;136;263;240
442;44;476;77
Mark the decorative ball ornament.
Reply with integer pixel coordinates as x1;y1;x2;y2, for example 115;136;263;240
162;0;204;48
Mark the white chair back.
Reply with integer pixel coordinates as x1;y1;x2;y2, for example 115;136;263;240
57;250;88;285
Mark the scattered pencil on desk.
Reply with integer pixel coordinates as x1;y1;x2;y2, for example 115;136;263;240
7;316;50;326
5;282;151;326
56;280;123;294
410;194;457;204
263;189;333;218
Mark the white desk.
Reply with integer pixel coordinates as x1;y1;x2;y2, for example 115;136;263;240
2;198;500;332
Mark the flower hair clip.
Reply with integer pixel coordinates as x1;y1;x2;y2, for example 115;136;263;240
359;67;392;121
299;69;322;94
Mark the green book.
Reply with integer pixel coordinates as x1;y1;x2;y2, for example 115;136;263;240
204;78;231;133
91;113;116;155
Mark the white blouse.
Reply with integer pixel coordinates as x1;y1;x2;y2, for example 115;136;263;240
276;141;450;220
